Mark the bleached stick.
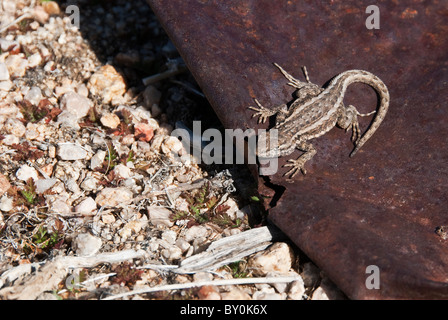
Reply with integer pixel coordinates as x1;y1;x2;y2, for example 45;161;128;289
103;275;301;300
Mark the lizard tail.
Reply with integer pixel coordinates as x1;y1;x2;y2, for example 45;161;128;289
347;71;390;157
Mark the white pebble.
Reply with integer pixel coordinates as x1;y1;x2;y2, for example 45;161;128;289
0;62;10;81
60;91;93;119
90;150;106;170
73;233;102;256
100;112;120;129
35;178;58;194
16;165;38;182
24;86;42;105
247;242;294;277
74;197;97;215
27;53;42;68
95;187;133;207
57;144;88;160
147;206;174;228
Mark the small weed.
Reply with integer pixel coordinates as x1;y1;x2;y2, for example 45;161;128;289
18;100;49;123
31;225;63;251
227;261;248;278
172;184;243;228
107;110;134;136
112;262;143;287
11;142;45;162
18;178;44;207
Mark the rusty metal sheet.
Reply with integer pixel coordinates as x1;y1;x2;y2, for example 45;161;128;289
147;0;448;299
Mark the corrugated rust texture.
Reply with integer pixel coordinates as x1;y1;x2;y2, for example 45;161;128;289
147;0;448;299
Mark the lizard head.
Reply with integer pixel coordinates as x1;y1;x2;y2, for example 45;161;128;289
257;129;296;159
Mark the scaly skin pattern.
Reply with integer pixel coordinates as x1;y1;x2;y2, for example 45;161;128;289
249;64;390;177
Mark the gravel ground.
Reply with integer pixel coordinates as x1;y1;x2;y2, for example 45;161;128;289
0;0;345;300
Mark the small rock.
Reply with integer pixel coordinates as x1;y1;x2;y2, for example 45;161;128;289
193;272;214;283
161;246;182;260
0;62;10;81
74;197;97;215
0;196;13;212
73;233;102;256
0;173;11;197
288;278;306;300
0;80;12;91
56;110;80;130
197;286;221;300
266;271;298;293
252;287;285;300
184;225;209;243
0;38;17;52
134;122;154;142
4;118;26;137
50;198;71;216
102;213;116;224
142;85;161;109
119;220;146;239
312;277;346;300
1;134;19;146
35;178;58;194
311;286;329;300
247;242;294;277
60;91;93;119
87;65;126;104
90;150;106;170
175;238;191;253
100;112;120;129
147;206;174;228
4;54;27;78
16;165;38;182
221;287;252;300
95;187;133;207
113;164;131;179
57;144;88;160
24;87;42;105
75;83;89;97
32;5;49;24
161;136;184;156
27;53;42;68
221;198;245;220
42;1;60;15
121;134;135;145
161;230;177;245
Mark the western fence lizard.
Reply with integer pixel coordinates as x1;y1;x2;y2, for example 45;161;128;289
249;63;390;177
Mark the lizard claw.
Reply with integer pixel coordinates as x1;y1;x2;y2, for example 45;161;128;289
248;99;271;124
283;158;307;177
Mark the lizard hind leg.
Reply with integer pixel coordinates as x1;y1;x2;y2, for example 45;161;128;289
338;104;376;148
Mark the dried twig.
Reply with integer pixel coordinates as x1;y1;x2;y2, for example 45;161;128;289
0;249;146;299
103;275;301;300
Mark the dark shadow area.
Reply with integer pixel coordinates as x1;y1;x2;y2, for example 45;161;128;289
55;0;222;129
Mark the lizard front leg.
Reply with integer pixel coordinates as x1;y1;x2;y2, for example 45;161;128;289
283;140;317;177
248;99;288;124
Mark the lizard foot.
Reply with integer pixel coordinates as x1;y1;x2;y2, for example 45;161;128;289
283;158;308;177
248;99;273;124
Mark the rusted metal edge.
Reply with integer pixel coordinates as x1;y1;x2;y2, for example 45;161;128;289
147;0;448;299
